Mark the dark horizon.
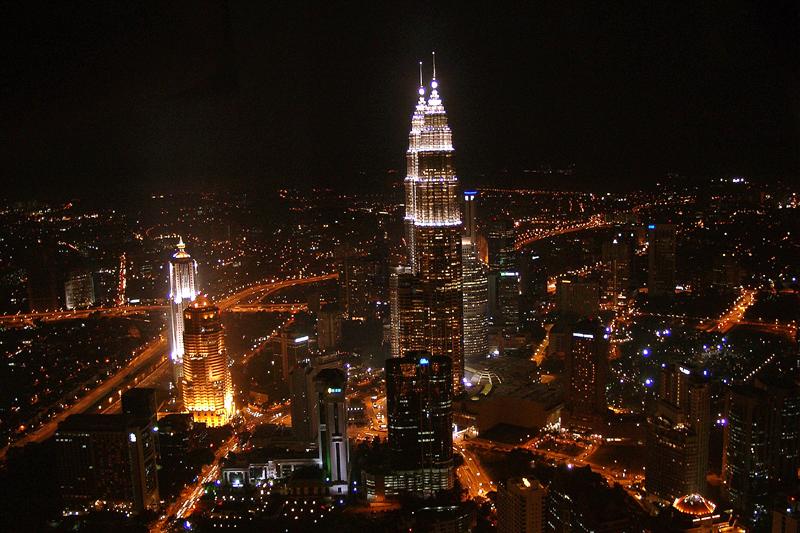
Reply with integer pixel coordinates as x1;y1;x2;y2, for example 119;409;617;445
1;2;797;199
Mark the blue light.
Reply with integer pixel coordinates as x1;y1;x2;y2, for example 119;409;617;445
645;378;654;387
648;224;656;230
642;348;650;357
419;357;429;365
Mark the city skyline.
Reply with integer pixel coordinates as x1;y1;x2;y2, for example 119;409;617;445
0;5;797;532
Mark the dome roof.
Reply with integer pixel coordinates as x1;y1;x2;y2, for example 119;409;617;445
673;494;716;516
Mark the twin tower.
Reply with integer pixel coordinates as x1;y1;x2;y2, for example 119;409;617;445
393;54;465;394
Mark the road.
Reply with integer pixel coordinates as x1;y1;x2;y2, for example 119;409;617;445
514;216;610;250
456;441;495;499
0;273;336;461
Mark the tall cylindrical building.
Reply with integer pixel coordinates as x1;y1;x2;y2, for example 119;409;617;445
168;238;198;384
182;295;234;427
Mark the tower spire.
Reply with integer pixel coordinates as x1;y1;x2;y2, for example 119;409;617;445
419;61;423;87
432;51;436;81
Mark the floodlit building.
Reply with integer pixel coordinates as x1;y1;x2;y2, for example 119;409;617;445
395;56;464;393
167;238;198;384
181;295;234;427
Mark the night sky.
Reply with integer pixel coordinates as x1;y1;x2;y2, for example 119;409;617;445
1;2;797;198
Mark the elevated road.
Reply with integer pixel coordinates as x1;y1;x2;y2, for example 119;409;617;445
0;273;336;461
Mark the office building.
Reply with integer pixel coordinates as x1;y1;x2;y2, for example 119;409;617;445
167;238;198;384
390;265;427;359
317;303;342;353
395;59;464;393
290;362;316;446
564;319;608;429
182;295;234;427
723;376;800;529
385;351;454;495
601;235;632;304
314;368;349;495
64;269;95;309
55;413;159;515
275;326;311;381
497;477;546;533
462;236;489;361
486;216;519;330
336;245;374;321
555;279;600;318
647;223;677;297
460;191;488;361
646;364;711;501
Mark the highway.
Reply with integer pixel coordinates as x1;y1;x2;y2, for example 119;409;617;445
514;215;610;250
0;273;336;462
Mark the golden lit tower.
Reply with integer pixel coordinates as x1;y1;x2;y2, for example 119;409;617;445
182;295;234;427
167;237;198;384
397;53;464;393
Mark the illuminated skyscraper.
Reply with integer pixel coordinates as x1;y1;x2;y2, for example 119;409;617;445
397;54;464;393
167;238;198;384
461;191;489;360
565;318;608;429
181;296;234;427
314;368;349;495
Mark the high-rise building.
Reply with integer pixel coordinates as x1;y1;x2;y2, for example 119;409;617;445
462;236;489;361
290;362;316;445
55;413;159;514
565;319;608;429
336;245;374;321
167;238;198;384
274;326;311;382
647;223;677;297
386;351;454;494
64;269;95;310
646;364;711;501
602;235;632;304
461;190;489;361
317;303;342;353
389;266;427;359
182;295;234;427
486;216;519;330
723;376;800;529
497;477;547;533
395;58;464;393
314;368;349;495
555;279;600;318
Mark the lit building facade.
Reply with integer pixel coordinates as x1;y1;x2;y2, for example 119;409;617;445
181;296;234;427
167;238;198;384
565;319;608;429
723;376;800;529
497;477;547;533
64;270;95;310
385;351;454;495
462;236;489;360
486;216;519;330
314;368;349;495
55;413;159;515
396;58;464;393
647;223;677;297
